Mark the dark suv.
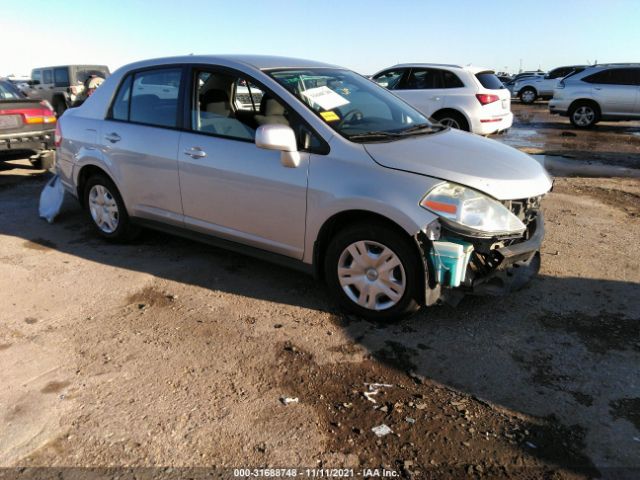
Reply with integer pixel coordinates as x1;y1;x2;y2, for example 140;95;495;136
28;65;110;115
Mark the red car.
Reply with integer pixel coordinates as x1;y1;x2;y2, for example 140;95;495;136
0;78;56;169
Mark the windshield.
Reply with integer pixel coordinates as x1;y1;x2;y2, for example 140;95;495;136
268;68;436;142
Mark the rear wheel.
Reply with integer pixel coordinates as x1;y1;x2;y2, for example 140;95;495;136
324;223;422;321
519;87;537;104
432;111;469;131
569;102;599;128
83;174;139;242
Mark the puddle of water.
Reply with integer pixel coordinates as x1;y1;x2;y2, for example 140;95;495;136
498;128;544;149
531;155;640;178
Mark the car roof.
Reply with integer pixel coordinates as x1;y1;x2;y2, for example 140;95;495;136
116;55;340;73
33;65;109;69
383;63;493;74
587;63;640;68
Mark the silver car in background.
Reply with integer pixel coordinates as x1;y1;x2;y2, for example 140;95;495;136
512;65;586;104
549;64;640;128
55;55;551;320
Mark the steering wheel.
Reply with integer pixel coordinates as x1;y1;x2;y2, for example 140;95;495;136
337;109;364;129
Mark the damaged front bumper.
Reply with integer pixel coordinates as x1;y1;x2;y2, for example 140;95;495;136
417;211;545;306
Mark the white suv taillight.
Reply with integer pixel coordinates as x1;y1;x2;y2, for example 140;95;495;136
54;123;62;148
476;93;500;105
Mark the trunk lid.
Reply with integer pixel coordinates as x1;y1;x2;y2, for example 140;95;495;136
0;99;56;135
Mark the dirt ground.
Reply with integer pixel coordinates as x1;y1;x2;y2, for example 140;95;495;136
1;133;639;479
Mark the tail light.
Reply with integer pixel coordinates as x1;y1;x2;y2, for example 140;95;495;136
476;93;500;105
0;102;56;125
54;122;62;147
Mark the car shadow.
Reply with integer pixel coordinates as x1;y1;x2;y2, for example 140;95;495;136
2;175;639;477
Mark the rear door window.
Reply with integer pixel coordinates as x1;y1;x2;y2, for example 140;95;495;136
405;68;442;89
129;68;182;128
442;70;464;88
584;68;636;86
475;72;505;90
54;67;70;87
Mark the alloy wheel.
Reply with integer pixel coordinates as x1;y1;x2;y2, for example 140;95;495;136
521;90;536;103
337;240;406;311
439;117;461;129
572;106;595;127
88;184;119;233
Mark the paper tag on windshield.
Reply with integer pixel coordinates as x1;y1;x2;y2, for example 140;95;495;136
301;86;350;111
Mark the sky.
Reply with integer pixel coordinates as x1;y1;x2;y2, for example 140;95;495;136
1;0;639;77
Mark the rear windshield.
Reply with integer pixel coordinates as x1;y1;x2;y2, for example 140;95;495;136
0;81;23;100
475;72;505;90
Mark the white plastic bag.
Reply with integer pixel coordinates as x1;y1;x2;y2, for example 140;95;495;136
39;174;65;224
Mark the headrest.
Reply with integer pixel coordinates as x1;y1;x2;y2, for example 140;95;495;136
264;98;285;116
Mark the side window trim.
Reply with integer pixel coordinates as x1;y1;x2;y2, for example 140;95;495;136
183;64;329;155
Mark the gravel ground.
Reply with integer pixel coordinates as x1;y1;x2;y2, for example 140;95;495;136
0;154;639;479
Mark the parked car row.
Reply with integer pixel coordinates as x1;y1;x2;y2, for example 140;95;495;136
498;62;640;128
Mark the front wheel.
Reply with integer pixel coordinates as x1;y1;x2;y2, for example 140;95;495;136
324;223;422;321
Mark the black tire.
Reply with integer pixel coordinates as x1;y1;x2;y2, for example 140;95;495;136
519;87;537;104
432;111;469;131
324;223;422;321
569;101;600;128
83;174;139;242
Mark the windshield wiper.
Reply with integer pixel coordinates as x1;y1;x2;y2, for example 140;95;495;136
347;131;403;142
397;123;442;135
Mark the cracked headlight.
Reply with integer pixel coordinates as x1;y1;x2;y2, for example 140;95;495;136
420;182;526;236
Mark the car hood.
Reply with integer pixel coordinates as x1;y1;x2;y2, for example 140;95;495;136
363;129;552;200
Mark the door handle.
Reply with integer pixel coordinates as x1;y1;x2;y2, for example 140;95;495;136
183;147;207;159
594;87;602;90
431;96;441;101
105;132;121;143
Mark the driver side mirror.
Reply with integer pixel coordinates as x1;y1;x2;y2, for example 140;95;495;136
255;124;300;168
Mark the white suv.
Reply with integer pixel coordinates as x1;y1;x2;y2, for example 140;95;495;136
372;64;513;135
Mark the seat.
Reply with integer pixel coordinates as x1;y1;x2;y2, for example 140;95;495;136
202;89;231;117
255;96;289;126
